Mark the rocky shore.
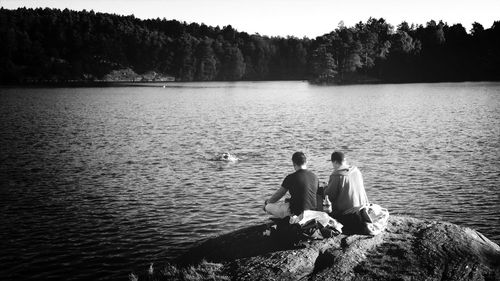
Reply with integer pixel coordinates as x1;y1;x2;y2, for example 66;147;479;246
134;216;500;281
101;68;175;82
13;68;176;85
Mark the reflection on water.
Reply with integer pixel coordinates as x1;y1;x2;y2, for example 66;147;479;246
0;82;499;280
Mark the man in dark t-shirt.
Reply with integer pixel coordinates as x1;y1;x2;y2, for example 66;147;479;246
264;152;319;218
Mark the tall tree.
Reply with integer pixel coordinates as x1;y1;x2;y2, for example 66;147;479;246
310;44;337;83
195;38;218;81
218;42;245;80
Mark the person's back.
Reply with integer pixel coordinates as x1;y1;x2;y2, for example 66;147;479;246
325;165;368;216
323;151;369;233
264;152;320;218
283;169;319;215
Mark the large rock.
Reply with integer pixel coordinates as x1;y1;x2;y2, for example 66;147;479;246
177;216;500;281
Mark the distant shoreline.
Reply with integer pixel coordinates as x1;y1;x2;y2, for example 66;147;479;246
0;81;176;88
2;8;499;87
2;79;499;88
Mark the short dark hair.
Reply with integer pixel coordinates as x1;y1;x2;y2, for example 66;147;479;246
292;152;307;166
330;151;345;164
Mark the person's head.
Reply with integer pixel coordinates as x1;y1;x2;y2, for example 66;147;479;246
330;151;345;169
292;152;307;170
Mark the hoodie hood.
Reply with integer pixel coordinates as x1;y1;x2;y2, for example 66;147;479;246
332;165;358;176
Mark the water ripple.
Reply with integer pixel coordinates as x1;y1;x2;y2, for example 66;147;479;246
0;82;499;280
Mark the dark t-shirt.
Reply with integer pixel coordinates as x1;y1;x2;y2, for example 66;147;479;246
282;169;319;215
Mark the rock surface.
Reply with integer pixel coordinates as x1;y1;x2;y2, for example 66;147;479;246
177;216;500;281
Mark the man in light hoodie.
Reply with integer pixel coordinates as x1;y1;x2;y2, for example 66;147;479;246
324;151;369;232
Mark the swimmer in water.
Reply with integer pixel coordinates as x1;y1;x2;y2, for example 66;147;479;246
219;152;238;162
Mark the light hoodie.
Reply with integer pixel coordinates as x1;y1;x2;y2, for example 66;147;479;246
324;165;369;216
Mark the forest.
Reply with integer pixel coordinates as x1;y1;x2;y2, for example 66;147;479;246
0;7;499;84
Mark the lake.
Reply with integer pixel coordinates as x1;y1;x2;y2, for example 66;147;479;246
0;81;499;280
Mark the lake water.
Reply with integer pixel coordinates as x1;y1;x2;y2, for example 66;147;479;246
0;81;499;280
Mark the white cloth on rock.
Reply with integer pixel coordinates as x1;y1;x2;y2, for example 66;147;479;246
289;210;343;233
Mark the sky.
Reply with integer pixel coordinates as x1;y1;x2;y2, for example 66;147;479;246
1;0;499;38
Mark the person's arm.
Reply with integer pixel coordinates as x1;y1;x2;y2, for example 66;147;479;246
264;175;290;210
263;186;287;211
325;174;339;202
265;186;287;205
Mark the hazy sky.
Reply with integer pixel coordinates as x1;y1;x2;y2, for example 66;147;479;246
2;0;499;37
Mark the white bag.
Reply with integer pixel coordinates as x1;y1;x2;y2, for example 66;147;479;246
359;204;389;235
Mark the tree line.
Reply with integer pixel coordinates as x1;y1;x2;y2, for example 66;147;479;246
0;7;499;84
310;18;500;83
